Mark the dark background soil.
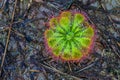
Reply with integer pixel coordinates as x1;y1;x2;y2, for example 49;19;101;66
0;0;120;80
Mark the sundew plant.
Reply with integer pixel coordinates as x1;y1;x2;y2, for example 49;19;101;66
44;11;95;62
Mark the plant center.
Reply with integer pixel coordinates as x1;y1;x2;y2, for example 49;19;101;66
66;32;74;40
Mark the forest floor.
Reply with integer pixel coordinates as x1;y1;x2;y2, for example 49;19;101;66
0;0;120;80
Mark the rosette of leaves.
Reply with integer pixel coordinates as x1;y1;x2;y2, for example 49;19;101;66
44;11;95;62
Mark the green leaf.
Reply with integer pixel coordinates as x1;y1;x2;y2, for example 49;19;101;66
80;38;91;47
73;13;84;27
53;48;61;56
71;46;82;59
81;27;94;38
59;17;70;29
45;30;53;39
60;11;72;19
47;38;56;48
49;18;58;28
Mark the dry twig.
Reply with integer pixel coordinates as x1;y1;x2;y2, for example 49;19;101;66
0;0;18;75
99;1;120;59
41;62;81;80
